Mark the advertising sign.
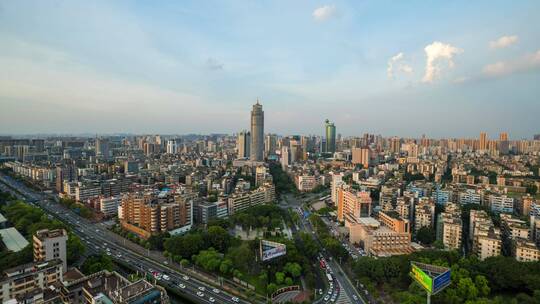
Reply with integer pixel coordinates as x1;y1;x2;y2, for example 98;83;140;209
260;240;286;261
433;269;451;293
410;263;433;293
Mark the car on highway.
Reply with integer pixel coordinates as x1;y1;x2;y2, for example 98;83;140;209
198;286;205;291
324;295;330;301
212;288;220;293
231;297;240;302
209;297;215;302
179;283;186;289
196;292;204;297
353;295;359;301
162;275;170;281
182;275;189;280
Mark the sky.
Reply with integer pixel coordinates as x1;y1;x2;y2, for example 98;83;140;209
0;1;539;139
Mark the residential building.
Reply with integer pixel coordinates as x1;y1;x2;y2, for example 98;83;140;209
33;229;68;270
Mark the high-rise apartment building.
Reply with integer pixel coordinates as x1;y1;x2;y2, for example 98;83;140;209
120;191;193;239
436;203;462;250
390;137;401;154
479;132;487;151
325;119;336;154
250;101;264;161
237;130;251;159
33;229;68;270
351;147;371;168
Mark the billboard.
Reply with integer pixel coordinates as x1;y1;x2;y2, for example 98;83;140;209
410;263;433;293
260;240;286;261
433;269;451;293
410;262;451;295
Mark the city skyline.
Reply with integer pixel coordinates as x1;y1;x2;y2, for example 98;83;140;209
1;1;540;137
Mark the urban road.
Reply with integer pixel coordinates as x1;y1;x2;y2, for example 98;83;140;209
0;173;254;304
281;194;368;304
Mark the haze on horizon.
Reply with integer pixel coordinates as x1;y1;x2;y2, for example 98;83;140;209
0;1;539;139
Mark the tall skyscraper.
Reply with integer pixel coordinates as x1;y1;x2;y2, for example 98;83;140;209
479;132;487;151
250;101;264;161
237;131;251;159
325;119;336;154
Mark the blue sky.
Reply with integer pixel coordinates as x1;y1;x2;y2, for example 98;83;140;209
0;1;539;139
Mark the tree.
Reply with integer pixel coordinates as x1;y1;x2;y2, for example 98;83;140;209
285;277;293;286
267;283;278;295
81;254;113;274
275;272;285;284
205;226;231;252
475;275;490;297
147;232;170;251
416;226;436;245
227;242;254;273
456;277;478;301
284;262;302;278
219;259;233;274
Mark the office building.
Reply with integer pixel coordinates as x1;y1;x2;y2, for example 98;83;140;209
250;101;264;161
95;137;110;159
346;216;413;257
33;229;68;271
196;200;229;224
237;131;251;159
337;186;372;221
378;211;411;234
324;119;336;154
264;134;277;157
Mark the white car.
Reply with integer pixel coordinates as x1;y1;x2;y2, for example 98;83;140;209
212;288;220;294
198;286;205;291
209;297;215;303
231;297;240;302
162;275;170;281
182;275;189;280
179;283;186;289
353;295;358;300
197;292;204;297
324;295;330;301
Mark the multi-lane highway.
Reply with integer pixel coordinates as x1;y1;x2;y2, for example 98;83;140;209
0;173;253;304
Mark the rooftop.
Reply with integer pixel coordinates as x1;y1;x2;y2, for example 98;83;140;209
0;227;29;252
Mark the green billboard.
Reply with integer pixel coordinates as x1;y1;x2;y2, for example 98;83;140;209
410;263;433;293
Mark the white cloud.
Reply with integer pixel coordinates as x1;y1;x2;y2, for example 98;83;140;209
312;5;337;22
489;35;519;49
387;52;413;79
483;50;540;77
422;41;463;83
